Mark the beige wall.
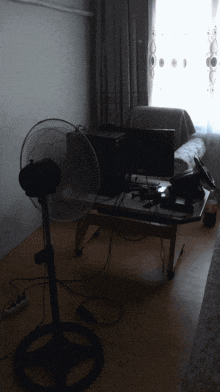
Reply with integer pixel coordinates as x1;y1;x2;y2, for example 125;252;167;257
0;0;92;259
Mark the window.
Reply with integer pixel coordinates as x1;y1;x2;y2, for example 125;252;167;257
148;0;220;133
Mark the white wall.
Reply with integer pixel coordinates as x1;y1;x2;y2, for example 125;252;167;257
0;0;92;259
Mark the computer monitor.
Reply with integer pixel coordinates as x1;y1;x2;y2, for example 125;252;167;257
125;128;175;178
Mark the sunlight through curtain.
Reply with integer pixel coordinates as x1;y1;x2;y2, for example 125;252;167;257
148;0;220;133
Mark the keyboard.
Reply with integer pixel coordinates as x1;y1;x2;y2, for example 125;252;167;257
129;175;160;187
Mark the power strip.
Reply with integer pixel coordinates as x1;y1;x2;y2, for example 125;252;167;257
0;298;28;320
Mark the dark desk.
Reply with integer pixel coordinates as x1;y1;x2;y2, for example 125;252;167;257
74;181;210;280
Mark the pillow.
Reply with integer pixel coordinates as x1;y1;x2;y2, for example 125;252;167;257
174;137;206;175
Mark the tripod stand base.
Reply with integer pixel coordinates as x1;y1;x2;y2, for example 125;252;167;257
13;322;104;392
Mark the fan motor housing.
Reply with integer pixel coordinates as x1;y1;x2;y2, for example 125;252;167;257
19;158;61;198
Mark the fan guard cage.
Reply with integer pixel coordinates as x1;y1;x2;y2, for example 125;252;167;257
20;119;100;222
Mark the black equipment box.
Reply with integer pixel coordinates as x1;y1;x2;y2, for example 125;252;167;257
86;126;127;197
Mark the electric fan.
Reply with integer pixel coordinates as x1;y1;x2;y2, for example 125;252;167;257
15;119;104;391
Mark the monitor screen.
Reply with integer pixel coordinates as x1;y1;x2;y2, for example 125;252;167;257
125;128;175;178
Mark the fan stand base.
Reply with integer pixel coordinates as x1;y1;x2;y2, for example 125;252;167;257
13;322;104;392
13;197;104;392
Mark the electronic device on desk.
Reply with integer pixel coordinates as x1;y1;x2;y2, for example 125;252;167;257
160;157;216;213
160;187;196;213
170;156;215;199
86;126;175;199
126;128;175;178
86;125;127;197
125;128;175;202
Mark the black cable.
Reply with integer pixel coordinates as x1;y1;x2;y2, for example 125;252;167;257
2;189;166;361
0;265;49;362
0;277;123;362
0;196;125;361
71;192;127;325
117;191;167;274
115;230;147;241
0;233;115;324
61;192;127;325
76;297;124;326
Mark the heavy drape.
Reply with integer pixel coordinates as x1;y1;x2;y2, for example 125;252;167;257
92;0;148;127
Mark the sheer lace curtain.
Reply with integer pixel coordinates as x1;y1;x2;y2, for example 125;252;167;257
148;0;220;133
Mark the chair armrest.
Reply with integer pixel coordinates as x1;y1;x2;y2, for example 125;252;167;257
174;137;206;175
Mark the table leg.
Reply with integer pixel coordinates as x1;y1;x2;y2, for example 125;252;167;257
166;224;178;280
74;211;181;281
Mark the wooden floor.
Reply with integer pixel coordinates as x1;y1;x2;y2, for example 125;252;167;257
0;212;219;391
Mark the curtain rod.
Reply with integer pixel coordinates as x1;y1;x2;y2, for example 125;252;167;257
8;0;93;17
